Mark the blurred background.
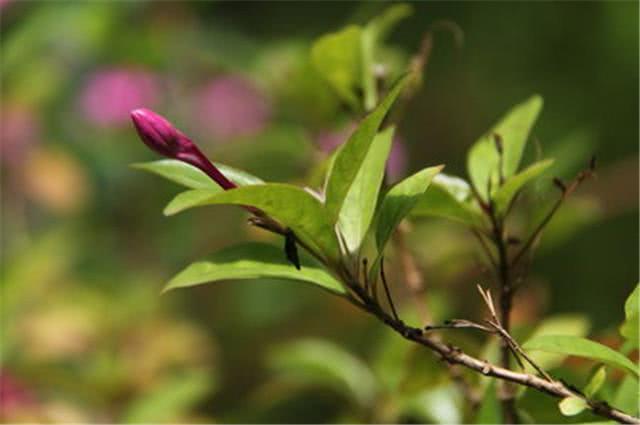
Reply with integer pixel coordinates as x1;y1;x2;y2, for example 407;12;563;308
1;1;637;423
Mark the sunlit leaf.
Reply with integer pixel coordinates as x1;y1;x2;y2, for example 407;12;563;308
584;365;607;398
132;159;263;190
525;314;591;370
164;184;341;262
620;284;639;349
164;243;345;295
324;75;409;225
400;384;463;424
467;95;543;200
375;165;444;251
523;335;639;378
267;338;379;406
411;173;482;226
558;396;588;416
337;126;394;253
613;375;639;415
311;25;363;108
493;159;554;216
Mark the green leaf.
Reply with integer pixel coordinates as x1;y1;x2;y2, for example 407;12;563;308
164;242;345;295
361;4;413;110
132;159;263;189
267;338;378;406
558;396;588;416
337;126;394;253
584;365;607;397
613;375;639;415
524;314;591;370
125;372;212;423
411;173;482;226
311;25;363;109
475;381;500;424
400;384;463;424
620;284;639;349
493;159;554;216
467;95;543;200
523;335;639;378
375;165;444;251
324;75;409;224
164;184;341;262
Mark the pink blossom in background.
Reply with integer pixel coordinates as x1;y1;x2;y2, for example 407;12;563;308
0;104;40;166
0;370;36;418
79;68;159;127
386;137;408;182
196;75;271;140
315;123;408;182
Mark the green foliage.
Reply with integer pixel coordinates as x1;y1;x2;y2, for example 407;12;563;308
164;243;346;295
324;75;409;225
558;396;588;416
523;335;639;378
337;126;394;253
492;159;554;217
475;381;501;423
311;25;363;109
411;173;482;226
620;284;639;349
584;365;607;398
132;159;264;189
375;165;443;252
267;339;379;407
164;184;341;263
467;95;543;200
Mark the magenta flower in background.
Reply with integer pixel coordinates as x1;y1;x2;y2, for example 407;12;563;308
196;75;271;140
386;136;408;183
0;370;36;418
80;68;159;127
0;104;40;166
131;108;236;190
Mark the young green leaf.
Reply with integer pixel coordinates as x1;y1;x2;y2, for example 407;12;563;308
324;75;409;224
164;243;345;295
337;126;394;253
164;184;341;262
523;335;639;378
584;365;607;398
311;25;363;109
558;396;588;416
525;314;591;371
411;173;483;226
375;165;444;252
361;3;413;110
492;158;554;216
467;95;543;200
132;159;263;189
620;284;639;349
267;338;379;406
475;381;501;424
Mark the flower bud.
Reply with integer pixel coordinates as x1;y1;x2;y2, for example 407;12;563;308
131;108;236;190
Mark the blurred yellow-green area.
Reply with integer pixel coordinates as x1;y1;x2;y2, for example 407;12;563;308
1;1;638;423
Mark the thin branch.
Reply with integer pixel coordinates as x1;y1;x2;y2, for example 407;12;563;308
380;258;400;322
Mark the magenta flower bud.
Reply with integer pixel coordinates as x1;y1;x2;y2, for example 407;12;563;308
131;108;236;190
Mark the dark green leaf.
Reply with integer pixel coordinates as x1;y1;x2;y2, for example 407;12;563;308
337;126;394;253
164;243;345;295
164;184;341;262
467;95;543;199
324;75;409;224
493;159;554;216
523;335;639;378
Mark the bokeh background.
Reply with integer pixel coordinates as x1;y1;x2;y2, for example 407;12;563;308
1;1;637;423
